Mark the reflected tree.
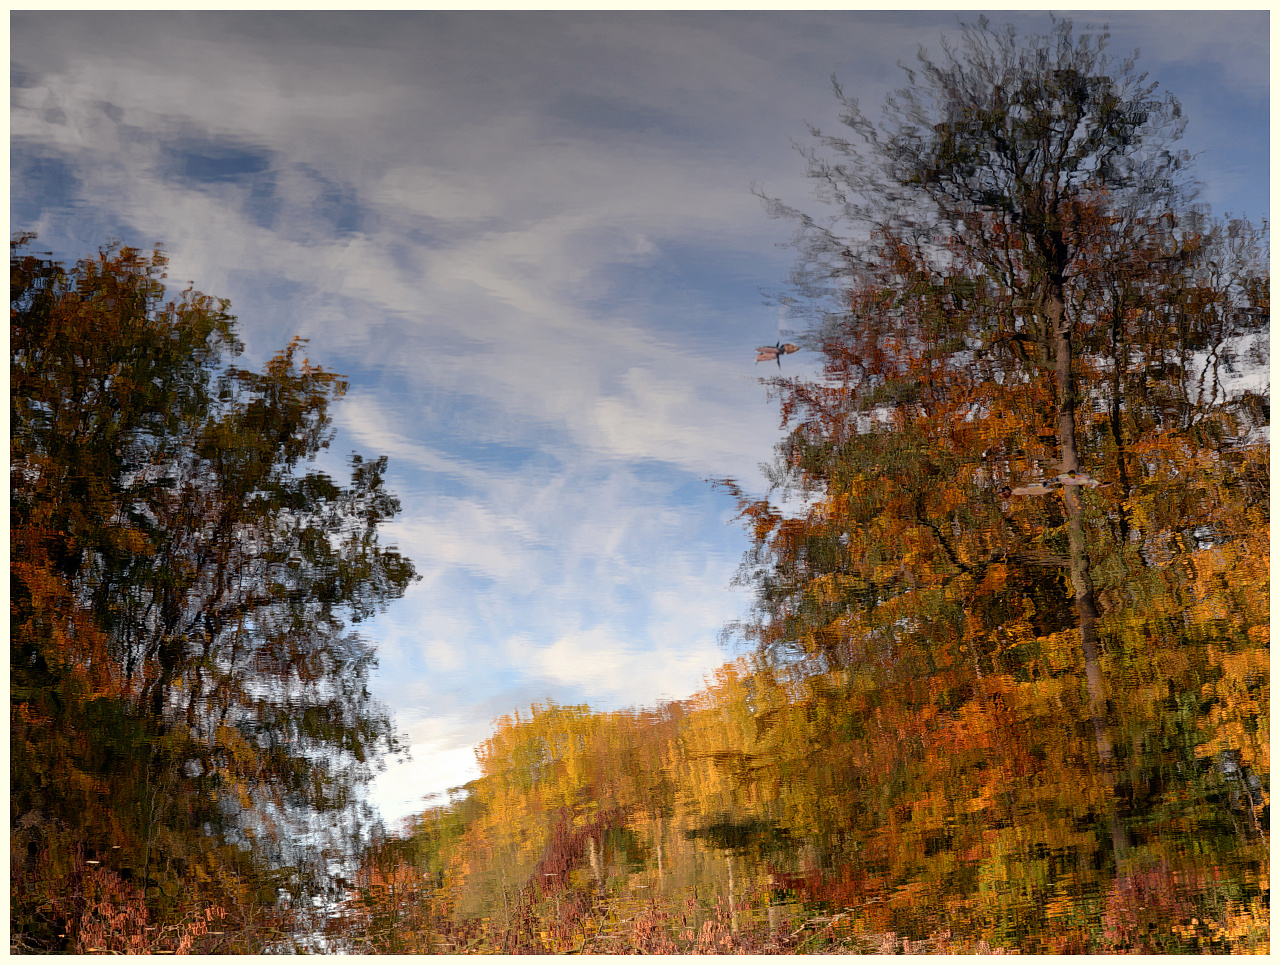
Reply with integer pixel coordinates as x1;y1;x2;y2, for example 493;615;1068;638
729;14;1267;942
11;237;417;951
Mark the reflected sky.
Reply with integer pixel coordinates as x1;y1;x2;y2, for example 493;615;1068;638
11;10;1269;827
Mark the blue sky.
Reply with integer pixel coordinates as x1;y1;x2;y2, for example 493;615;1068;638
11;10;1269;828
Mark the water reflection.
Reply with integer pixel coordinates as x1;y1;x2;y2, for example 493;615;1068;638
341;550;1271;954
12;11;1270;955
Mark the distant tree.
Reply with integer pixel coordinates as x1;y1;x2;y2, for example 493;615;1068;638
11;237;418;951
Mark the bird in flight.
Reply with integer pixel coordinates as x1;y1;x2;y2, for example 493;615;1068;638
756;342;800;367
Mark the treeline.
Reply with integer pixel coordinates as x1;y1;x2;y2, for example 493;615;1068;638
337;614;1266;953
10;239;416;952
334;18;1269;954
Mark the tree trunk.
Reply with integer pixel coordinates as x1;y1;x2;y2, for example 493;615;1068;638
726;854;739;934
587;835;604;894
1047;289;1131;866
654;813;664;882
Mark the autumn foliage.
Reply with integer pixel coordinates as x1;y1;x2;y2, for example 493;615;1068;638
331;18;1267;955
12;16;1267;954
11;237;415;952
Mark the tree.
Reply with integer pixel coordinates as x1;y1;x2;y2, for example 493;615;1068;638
730;15;1267;945
11;237;418;950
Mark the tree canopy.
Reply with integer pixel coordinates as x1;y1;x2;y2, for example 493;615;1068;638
11;237;417;952
728;13;1268;944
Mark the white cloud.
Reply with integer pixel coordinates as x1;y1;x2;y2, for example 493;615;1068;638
366;741;482;831
337;391;496;484
588;364;774;475
372;165;501;222
520;628;629;690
